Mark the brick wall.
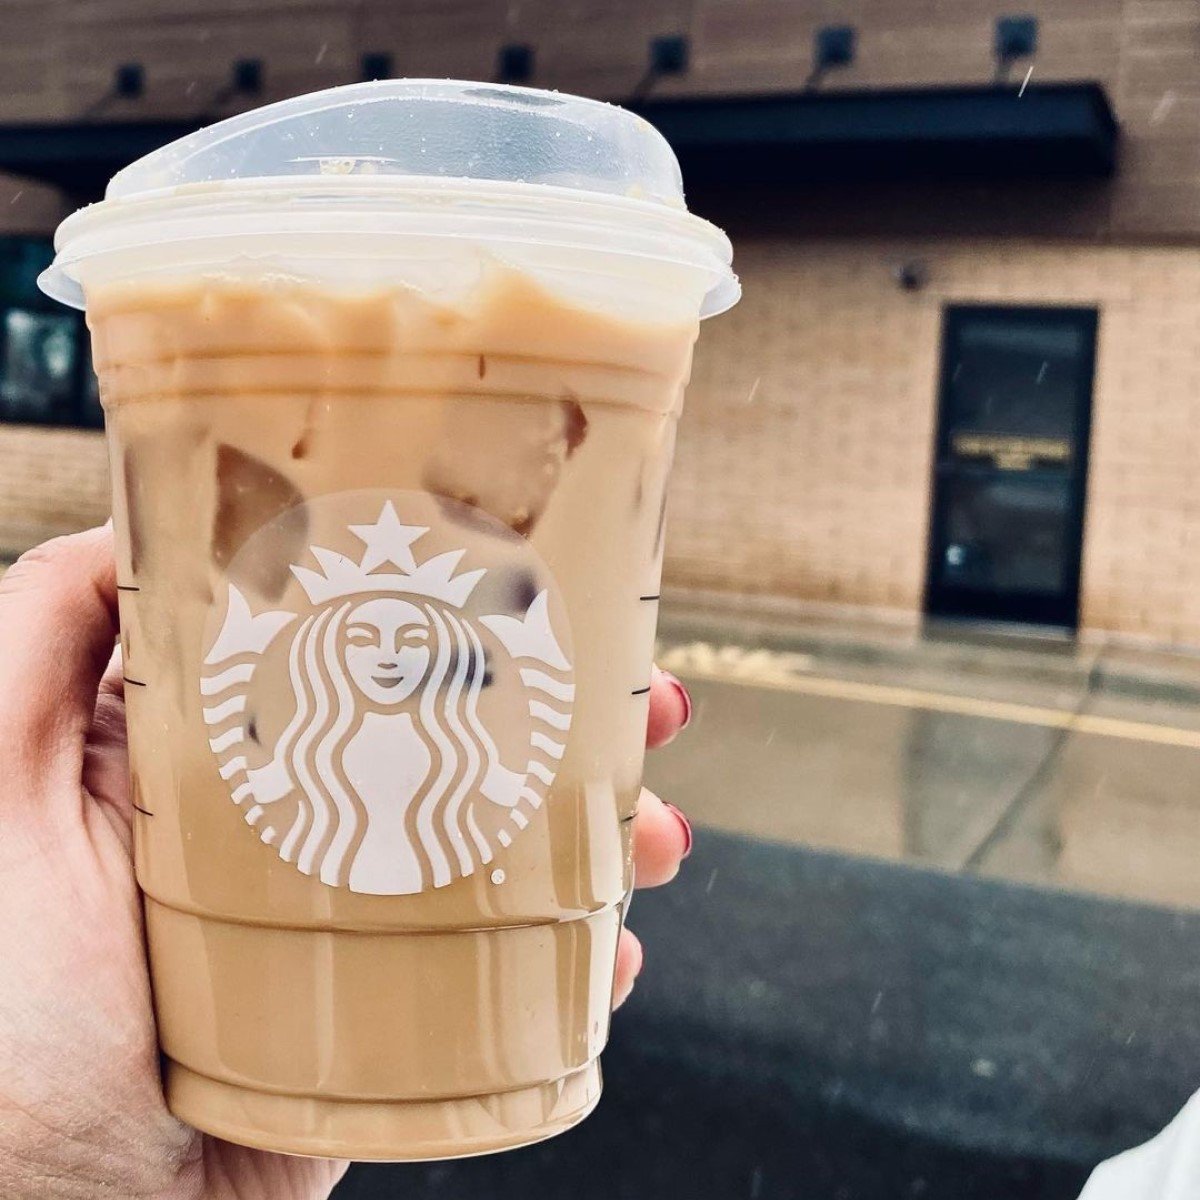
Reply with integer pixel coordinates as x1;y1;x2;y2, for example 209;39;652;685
671;240;939;619
1083;249;1200;643
0;0;1197;238
0;425;109;554
4;239;1200;643
671;238;1200;646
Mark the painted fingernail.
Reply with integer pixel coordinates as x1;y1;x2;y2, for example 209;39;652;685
664;802;693;859
661;670;693;729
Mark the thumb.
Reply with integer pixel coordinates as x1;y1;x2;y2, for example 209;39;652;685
0;526;118;796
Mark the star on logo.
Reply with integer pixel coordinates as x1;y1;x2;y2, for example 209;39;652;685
350;501;429;574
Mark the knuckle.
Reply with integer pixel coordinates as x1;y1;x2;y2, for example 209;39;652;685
9;533;85;585
3;528;109;606
10;540;63;580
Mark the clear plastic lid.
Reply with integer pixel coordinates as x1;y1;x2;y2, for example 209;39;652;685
40;79;738;317
110;79;687;206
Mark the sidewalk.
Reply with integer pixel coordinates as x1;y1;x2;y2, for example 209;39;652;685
649;594;1200;912
657;593;1200;709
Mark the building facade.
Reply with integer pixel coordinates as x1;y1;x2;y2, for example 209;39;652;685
1;0;1198;644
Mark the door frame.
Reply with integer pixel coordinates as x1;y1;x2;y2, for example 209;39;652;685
923;303;1099;631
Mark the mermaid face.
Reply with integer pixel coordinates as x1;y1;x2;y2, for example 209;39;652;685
343;598;431;706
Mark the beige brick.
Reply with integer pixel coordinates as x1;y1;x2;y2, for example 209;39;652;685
0;427;109;554
0;0;1191;235
664;237;1200;646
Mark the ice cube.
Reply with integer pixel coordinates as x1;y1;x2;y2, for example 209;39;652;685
213;445;307;601
422;395;589;538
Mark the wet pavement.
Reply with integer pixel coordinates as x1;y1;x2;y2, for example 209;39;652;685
342;830;1200;1200
649;602;1200;911
341;607;1200;1200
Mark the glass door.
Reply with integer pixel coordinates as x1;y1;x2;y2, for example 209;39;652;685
925;305;1098;630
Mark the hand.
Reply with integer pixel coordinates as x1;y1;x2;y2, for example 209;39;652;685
0;526;693;1200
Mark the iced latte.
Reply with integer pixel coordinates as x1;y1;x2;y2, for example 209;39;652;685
42;79;738;1159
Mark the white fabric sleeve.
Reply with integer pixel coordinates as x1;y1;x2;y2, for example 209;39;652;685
1080;1090;1200;1199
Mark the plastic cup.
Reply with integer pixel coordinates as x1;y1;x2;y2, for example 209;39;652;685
40;79;737;1161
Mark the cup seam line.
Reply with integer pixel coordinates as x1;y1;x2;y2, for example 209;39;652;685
142;892;622;934
167;1057;600;1105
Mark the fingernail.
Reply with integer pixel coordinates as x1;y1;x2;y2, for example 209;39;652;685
664;802;693;859
662;670;693;729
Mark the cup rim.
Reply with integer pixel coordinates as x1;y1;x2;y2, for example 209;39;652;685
40;174;740;317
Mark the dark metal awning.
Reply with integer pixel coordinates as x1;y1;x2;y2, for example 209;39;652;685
633;82;1118;184
0;82;1117;202
0;120;199;199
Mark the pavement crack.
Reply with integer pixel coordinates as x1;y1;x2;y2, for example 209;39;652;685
961;639;1110;872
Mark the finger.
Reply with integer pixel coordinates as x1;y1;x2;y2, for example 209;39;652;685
83;688;133;851
646;666;692;749
0;526;118;782
612;928;643;1009
632;788;692;888
98;643;125;700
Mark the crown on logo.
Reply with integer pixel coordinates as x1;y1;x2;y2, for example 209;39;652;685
290;501;485;608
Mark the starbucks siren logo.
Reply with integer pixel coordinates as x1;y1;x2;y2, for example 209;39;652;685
199;496;573;895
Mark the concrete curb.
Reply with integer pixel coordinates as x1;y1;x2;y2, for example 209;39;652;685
658;605;1200;708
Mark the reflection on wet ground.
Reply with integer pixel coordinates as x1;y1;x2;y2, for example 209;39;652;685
345;821;1200;1200
650;602;1200;911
